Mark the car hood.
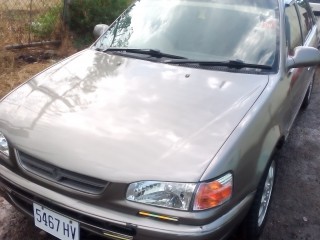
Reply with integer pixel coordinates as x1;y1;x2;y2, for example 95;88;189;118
0;49;268;183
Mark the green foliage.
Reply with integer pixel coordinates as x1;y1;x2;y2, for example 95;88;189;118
73;33;94;49
31;5;62;38
68;0;131;34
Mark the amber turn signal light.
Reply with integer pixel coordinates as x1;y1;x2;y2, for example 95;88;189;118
194;173;233;210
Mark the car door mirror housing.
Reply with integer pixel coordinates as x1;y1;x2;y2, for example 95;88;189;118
287;46;320;69
93;24;109;39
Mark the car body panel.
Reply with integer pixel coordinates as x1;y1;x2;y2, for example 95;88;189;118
202;0;319;202
0;0;319;239
0;49;268;183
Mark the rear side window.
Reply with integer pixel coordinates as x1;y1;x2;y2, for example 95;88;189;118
296;0;314;40
285;4;303;55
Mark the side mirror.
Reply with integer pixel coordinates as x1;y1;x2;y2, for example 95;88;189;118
310;2;320;16
287;46;320;69
93;24;109;39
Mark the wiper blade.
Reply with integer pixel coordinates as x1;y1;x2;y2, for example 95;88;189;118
163;59;272;70
103;48;187;60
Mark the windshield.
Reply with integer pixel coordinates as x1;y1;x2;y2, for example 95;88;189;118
95;0;279;66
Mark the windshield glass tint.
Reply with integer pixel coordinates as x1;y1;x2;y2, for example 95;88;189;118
95;0;279;66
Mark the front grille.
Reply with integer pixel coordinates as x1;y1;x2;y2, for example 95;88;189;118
16;151;108;195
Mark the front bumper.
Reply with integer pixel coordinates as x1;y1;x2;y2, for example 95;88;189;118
0;164;254;240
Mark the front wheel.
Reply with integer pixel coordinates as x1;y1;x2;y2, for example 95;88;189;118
241;159;276;239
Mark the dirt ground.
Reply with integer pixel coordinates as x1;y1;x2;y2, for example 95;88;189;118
0;65;319;239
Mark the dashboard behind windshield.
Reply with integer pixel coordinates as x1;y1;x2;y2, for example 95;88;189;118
95;0;279;66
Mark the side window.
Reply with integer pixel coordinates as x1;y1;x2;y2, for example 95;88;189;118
285;4;303;55
296;0;314;40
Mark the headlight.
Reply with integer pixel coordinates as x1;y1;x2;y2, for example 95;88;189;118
126;181;196;210
126;173;233;211
0;132;9;157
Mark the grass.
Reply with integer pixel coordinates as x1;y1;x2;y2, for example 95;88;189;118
0;59;52;99
0;0;75;99
0;0;63;44
0;0;61;11
0;36;76;99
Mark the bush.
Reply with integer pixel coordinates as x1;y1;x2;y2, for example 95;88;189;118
68;0;131;34
31;5;62;38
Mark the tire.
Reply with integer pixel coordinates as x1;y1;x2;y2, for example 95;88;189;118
241;159;276;239
301;74;315;110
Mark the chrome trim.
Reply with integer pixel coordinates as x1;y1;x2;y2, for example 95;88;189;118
103;230;133;240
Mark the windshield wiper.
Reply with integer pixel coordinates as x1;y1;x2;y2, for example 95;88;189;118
101;48;188;60
163;59;272;70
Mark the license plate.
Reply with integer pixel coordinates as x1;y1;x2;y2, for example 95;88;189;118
33;203;79;240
